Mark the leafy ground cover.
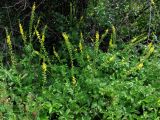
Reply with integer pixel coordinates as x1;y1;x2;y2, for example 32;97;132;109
0;2;160;120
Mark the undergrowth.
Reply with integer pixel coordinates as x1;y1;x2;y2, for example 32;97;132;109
0;3;160;120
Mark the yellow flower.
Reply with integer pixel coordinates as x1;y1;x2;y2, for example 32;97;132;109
86;54;90;61
72;76;76;85
136;63;143;70
6;35;12;47
148;42;152;49
34;51;40;55
96;31;99;41
42;62;47;72
6;31;16;67
79;42;83;52
62;32;69;42
53;47;61;62
19;22;26;43
151;0;155;5
42;25;47;43
19;23;24;36
109;55;116;62
109;39;113;47
111;25;116;46
42;33;45;43
149;46;154;54
35;29;41;40
32;2;36;11
101;29;108;40
112;25;116;34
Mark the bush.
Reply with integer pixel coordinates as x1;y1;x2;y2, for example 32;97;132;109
0;2;160;120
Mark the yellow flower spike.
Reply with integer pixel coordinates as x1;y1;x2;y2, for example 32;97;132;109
34;51;40;55
104;29;108;34
62;32;69;42
148;42;152;49
41;61;47;85
19;23;24;36
6;35;12;47
79;32;84;52
80;32;84;43
136;63;143;70
5;29;16;67
35;29;41;40
131;37;138;43
94;31;100;52
42;62;47;72
149;46;154;54
86;54;90;61
42;25;47;43
111;25;116;45
109;38;113;47
32;2;36;12
79;42;83;52
29;2;36;42
151;0;155;5
112;25;116;34
53;47;61;62
96;31;99;41
19;22;26;44
72;76;76;85
101;29;108;41
109;55;116;62
33;18;41;36
41;33;45;43
62;32;72;57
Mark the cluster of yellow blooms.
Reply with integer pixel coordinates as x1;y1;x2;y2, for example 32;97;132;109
62;32;76;85
6;29;16;67
42;61;47;84
19;22;26;44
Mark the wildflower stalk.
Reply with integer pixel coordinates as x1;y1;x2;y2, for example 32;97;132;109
29;2;36;42
126;42;155;77
5;28;16;68
41;61;47;86
62;32;76;85
33;17;41;36
100;29;108;41
79;32;85;64
53;47;61;63
35;26;51;66
109;25;116;49
79;32;83;54
111;25;116;44
144;42;154;59
94;31;100;53
19;21;27;44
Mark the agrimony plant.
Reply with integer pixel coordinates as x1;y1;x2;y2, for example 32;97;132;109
29;2;36;42
5;28;16;68
62;32;76;85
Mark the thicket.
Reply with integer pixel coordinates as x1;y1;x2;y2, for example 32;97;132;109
0;0;160;119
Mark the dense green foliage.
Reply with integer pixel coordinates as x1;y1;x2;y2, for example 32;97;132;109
0;0;160;119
